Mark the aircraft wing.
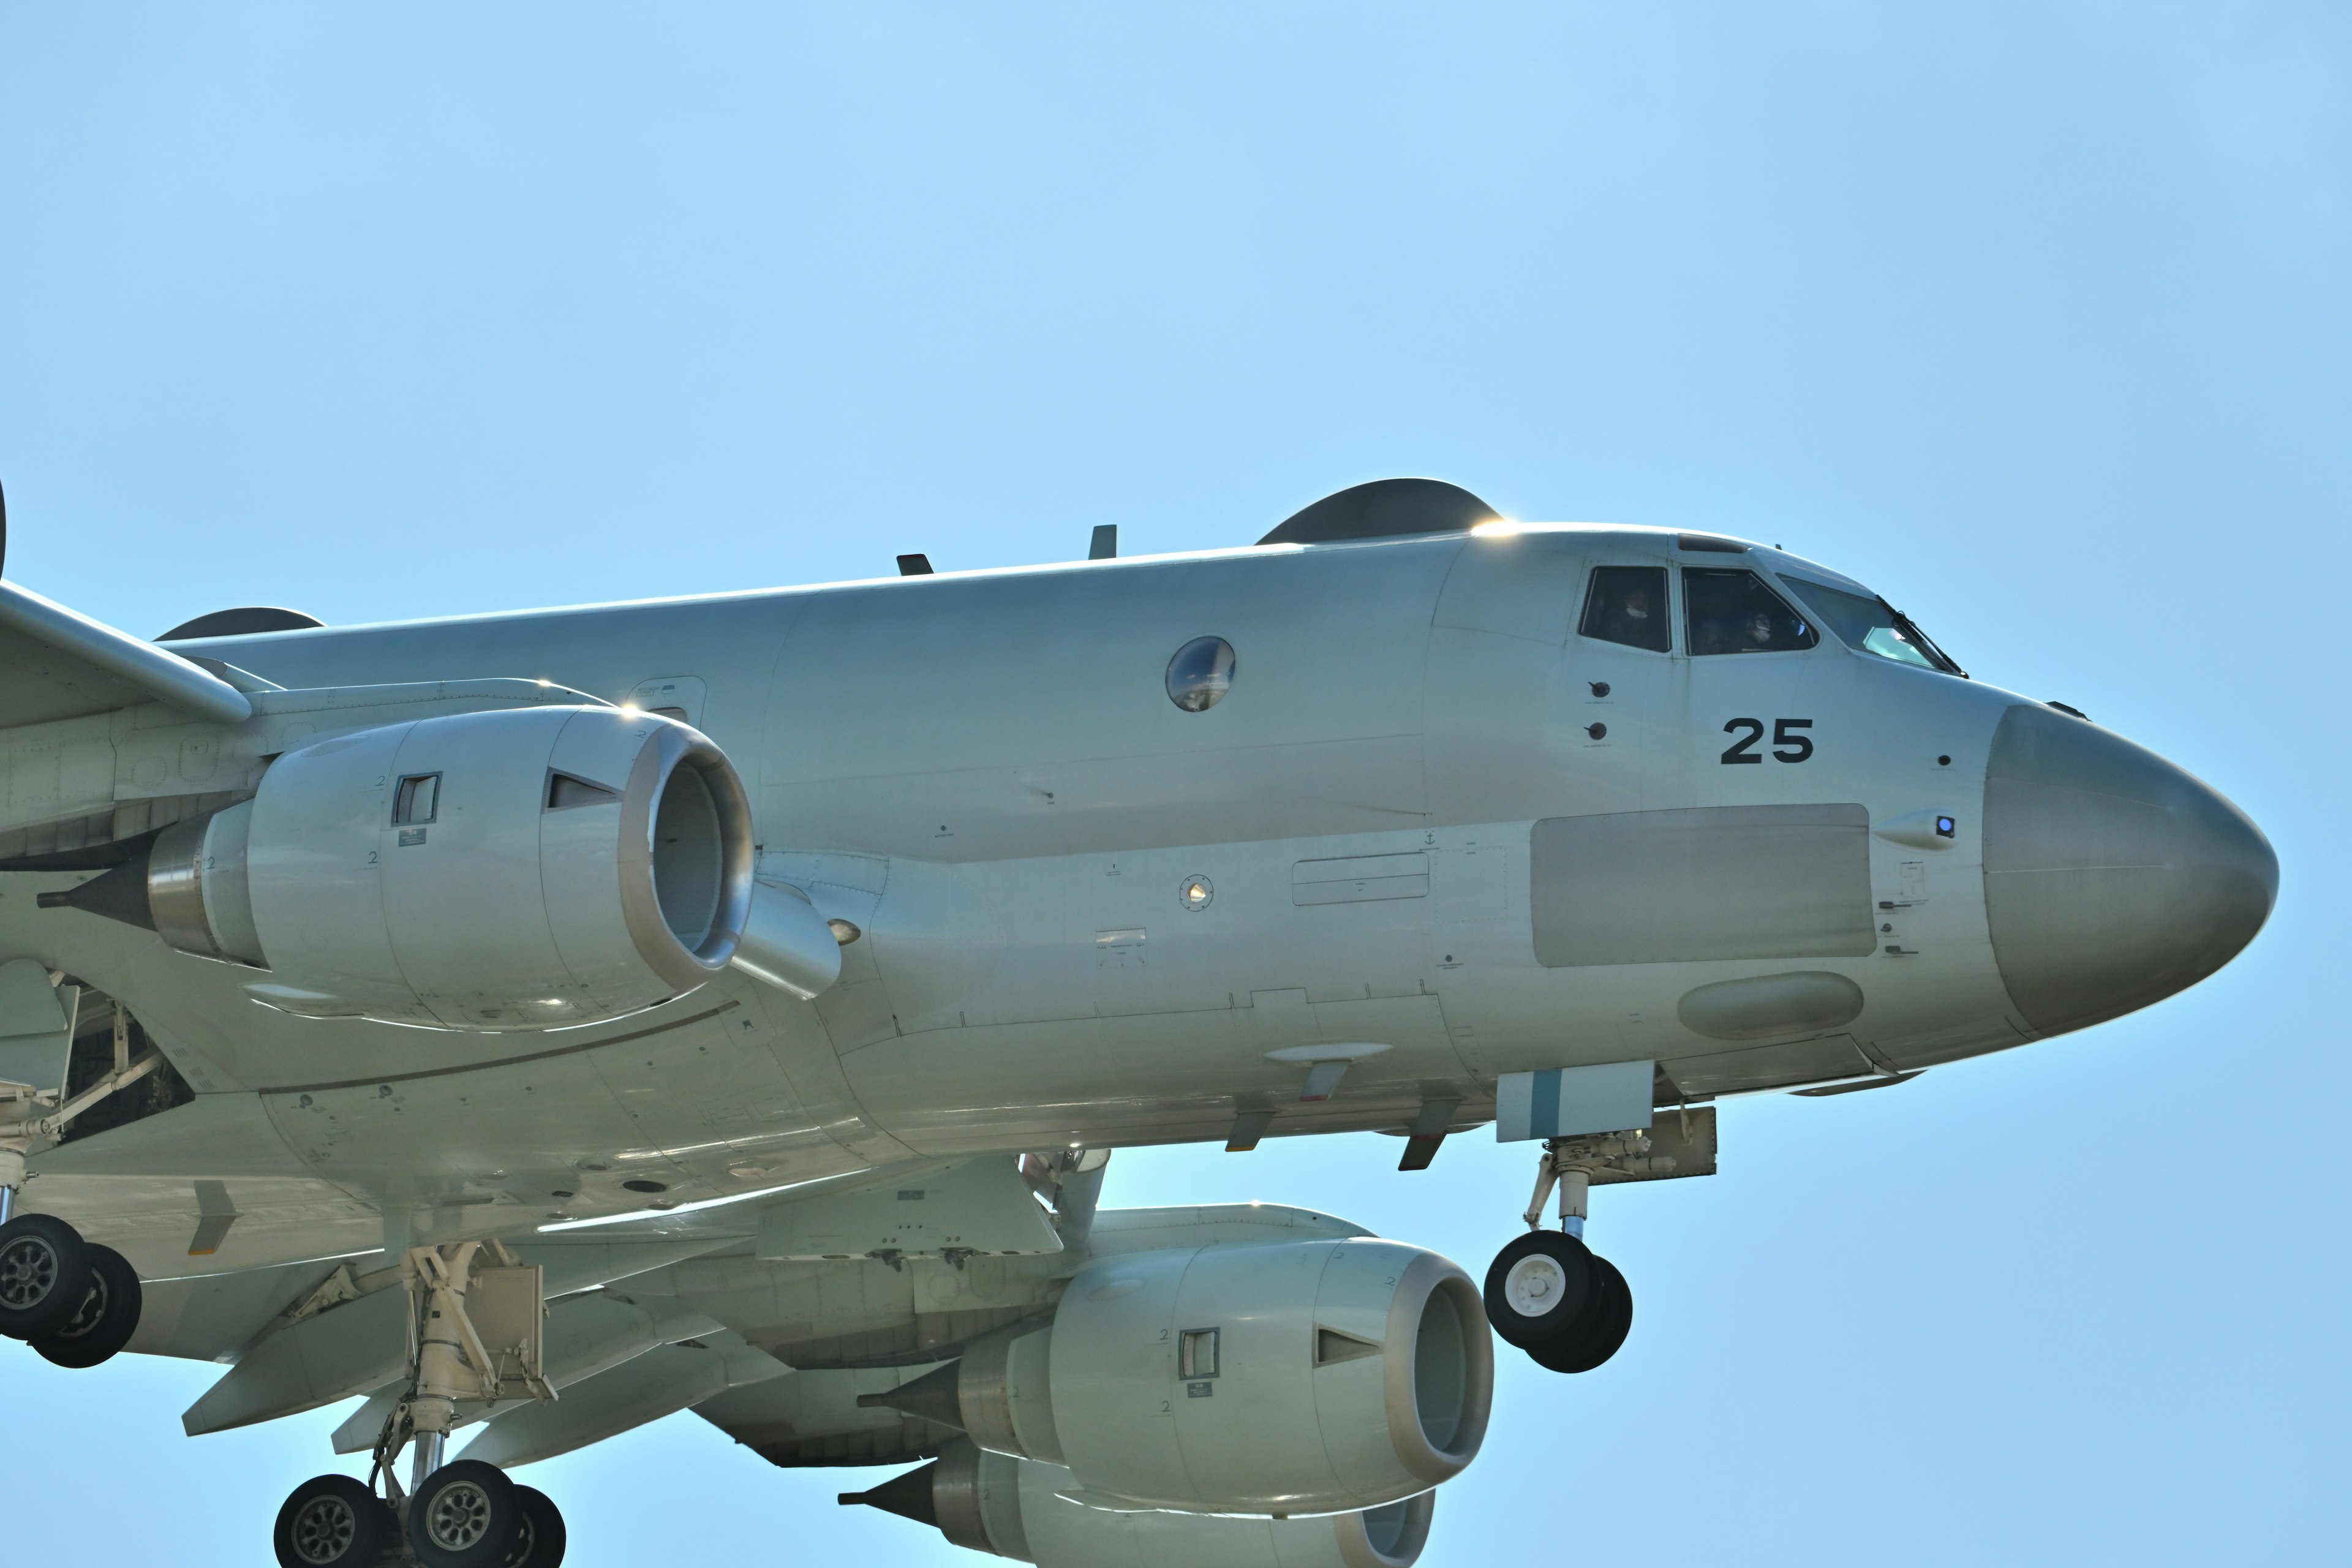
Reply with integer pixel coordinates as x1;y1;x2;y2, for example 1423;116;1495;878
0;578;255;729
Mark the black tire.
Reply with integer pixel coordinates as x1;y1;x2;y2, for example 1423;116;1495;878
31;1242;143;1368
409;1460;522;1568
273;1474;393;1568
504;1485;567;1568
1482;1230;1601;1349
1529;1254;1634;1374
0;1213;90;1341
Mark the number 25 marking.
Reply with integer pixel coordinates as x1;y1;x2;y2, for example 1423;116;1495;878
1722;717;1814;764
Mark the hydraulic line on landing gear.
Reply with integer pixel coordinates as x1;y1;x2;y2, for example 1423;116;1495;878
368;1242;554;1504
1522;1131;1675;1238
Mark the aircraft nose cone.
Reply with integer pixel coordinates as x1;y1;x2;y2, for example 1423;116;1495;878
1981;705;2277;1036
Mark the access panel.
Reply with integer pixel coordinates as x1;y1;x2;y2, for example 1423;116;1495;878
1531;805;1875;967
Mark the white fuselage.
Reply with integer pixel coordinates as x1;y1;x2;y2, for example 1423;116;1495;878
15;524;2260;1278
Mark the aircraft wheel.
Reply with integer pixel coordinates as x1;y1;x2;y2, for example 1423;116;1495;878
504;1485;568;1567
1482;1230;1601;1349
409;1459;522;1568
0;1212;90;1341
273;1474;394;1568
31;1242;143;1368
1528;1255;1633;1374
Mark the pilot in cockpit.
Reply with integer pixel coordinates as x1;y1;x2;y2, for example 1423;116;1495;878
1684;566;1817;655
1579;566;1675;654
1610;586;1658;642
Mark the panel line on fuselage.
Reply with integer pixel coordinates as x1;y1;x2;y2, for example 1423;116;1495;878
253;998;741;1095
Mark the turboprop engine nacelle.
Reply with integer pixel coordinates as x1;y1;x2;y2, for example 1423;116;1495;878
864;1238;1492;1516
138;705;756;1029
844;1440;1436;1568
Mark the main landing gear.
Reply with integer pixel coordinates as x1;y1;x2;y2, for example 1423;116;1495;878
0;1181;145;1369
269;1464;566;1568
273;1476;396;1567
271;1242;567;1567
1483;1131;1668;1374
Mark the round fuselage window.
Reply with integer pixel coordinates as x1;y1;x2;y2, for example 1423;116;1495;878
1166;636;1237;712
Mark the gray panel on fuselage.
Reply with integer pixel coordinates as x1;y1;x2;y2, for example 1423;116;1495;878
1530;804;1877;967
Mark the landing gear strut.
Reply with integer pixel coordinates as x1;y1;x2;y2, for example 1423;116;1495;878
1483;1131;1667;1374
272;1241;567;1567
2;1003;167;1367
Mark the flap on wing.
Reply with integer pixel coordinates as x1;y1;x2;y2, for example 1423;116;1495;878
0;579;253;728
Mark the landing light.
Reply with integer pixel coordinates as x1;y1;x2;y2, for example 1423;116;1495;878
1470;520;1525;537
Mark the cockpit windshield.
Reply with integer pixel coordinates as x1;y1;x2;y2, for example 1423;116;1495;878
1683;568;1819;655
1780;575;1966;676
1580;566;1672;652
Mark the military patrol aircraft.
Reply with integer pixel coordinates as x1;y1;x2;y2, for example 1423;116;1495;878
0;478;2275;1567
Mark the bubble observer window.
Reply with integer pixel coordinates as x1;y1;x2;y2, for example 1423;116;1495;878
1778;575;1967;676
1166;636;1237;712
1683;568;1820;655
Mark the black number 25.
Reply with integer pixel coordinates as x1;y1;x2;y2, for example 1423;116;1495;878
1722;717;1814;764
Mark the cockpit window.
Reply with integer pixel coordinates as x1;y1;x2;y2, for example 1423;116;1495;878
1683;568;1819;655
1578;567;1671;653
1779;576;1966;676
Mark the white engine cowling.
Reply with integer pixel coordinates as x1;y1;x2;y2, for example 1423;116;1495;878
881;1238;1491;1515
847;1441;1435;1568
145;704;755;1029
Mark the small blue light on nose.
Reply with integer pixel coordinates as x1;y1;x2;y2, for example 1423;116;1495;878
1936;815;1957;838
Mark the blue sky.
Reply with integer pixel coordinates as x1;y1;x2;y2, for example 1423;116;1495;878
2;6;2345;1564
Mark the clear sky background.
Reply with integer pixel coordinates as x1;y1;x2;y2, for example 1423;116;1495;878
2;6;2345;1564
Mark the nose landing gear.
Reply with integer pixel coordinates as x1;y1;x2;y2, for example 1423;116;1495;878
1526;1253;1632;1374
1484;1132;1665;1374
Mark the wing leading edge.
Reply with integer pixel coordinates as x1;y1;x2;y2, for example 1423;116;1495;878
0;579;254;729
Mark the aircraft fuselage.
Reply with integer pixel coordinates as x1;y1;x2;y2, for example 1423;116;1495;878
12;524;2274;1270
